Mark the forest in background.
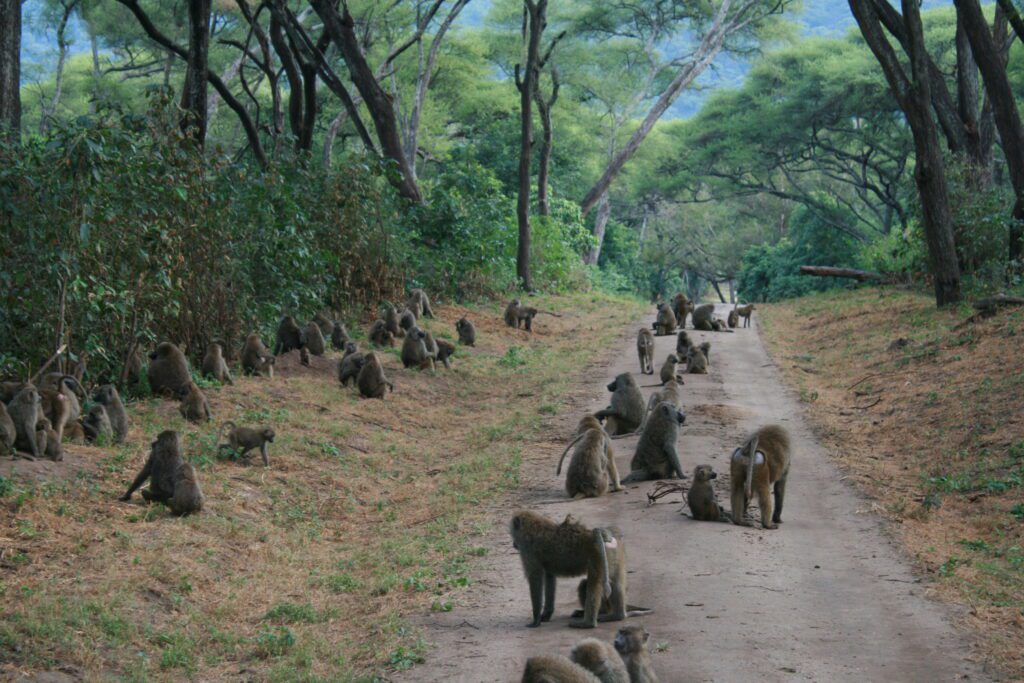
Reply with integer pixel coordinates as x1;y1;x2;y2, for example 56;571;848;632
2;0;1024;380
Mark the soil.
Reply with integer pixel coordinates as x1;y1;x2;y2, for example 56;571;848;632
397;305;990;682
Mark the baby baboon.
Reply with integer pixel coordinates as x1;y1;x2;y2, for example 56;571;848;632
509;511;626;629
614;625;659;683
94;384;128;443
338;344;366;386
83;404;113;443
147;342;191;396
675;330;692;357
313;312;335;338
407;288;434;318
658;354;683;385
178;382;211;423
0;402;15;455
33;420;48;460
38;417;62;461
401;327;435;371
65;420;86;444
636;328;654;375
571;638;629;683
274;315;304;355
305;321;326;356
120;430;183;505
686;345;708;374
39;388;70;442
691;303;715;331
399;308;417;334
521;655;601;683
687;465;731;523
434;338;456;370
672;292;692;325
623;402;686;482
557;415;622;499
573;574;653;624
594;374;645;437
201;342;234;384
331;322;350;351
383;303;403;338
736;303;755;327
169;462;204;516
653;303;677;336
241;333;275;377
216;421;275;466
357;352;393;399
9;384;41;459
300;346;311;367
727;308;739;328
368;319;396;347
730;424;791;529
455;317;476;346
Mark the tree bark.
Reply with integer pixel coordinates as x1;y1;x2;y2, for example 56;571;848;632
181;0;212;146
310;0;423;204
0;0;21;138
799;265;884;280
850;0;961;306
996;0;1024;44
534;64;558;217
955;0;1024;268
584;191;611;265
515;0;548;290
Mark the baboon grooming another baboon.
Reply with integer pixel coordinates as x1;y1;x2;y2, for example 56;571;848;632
455;317;476;346
623;402;686;482
691;303;716;331
147;342;191;396
687;465;731;522
730;424;791;529
216;421;275;466
83;404;113;443
407;288;434;318
652;303;677;336
593;374;645;436
178;382;211;422
521;655;601;683
201;342;234;384
9;385;41;459
357;352;393;399
614;625;660;683
305;321;326;356
241;333;275;377
686;344;708;374
338;343;366;386
571;638;630;683
274;315;303;355
401;327;435;371
331;322;350;351
509;511;627;629
368;319;396;347
636;328;654;375
736;303;755;327
120;430;203;516
557;416;622;499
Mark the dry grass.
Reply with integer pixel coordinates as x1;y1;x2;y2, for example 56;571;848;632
0;292;645;682
760;287;1024;678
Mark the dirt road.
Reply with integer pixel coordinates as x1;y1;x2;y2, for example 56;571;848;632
399;305;986;682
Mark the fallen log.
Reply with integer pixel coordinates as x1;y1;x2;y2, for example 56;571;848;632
972;294;1024;312
799;266;884;281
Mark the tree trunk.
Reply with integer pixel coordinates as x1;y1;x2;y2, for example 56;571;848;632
310;0;423;204
955;0;1024;268
711;280;726;303
0;0;21;138
850;0;961;306
584;192;611;265
534;65;558;217
41;1;78;135
181;0;212;146
799;265;884;280
515;0;548;290
996;0;1024;44
728;279;735;303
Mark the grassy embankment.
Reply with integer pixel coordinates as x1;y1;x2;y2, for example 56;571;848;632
761;287;1024;677
0;292;645;682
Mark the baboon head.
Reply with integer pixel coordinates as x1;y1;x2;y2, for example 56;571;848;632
660;403;685;425
262;428;276;443
693;464;716;482
614;625;650;655
666;354;678;363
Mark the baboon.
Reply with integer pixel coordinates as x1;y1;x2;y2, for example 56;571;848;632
619;381;682;439
687;465;731;522
509;511;627;629
672;292;692;325
305;321;326;356
407;288;434;318
698;341;711;363
383;303;403;338
614;625;659;683
401;327;435;371
273;315;303;355
593;374;645;436
120;430;184;506
623;402;686;482
556;416;621;499
636;329;654;375
0;402;15;455
730;424;791;529
521;655;601;683
686;345;708;374
169;462;204;516
0;381;23;403
691;303;715;331
33;420;48;461
201;342;234;384
571;638;630;683
455;317;476;346
658;354;683;385
736;303;755;327
313;312;335;338
727;308;739;328
710;317;734;333
338;344;366;386
504;299;522;327
241;333;275;377
178;382;211;423
39;388;71;442
64;420;86;444
93;384;128;443
434;338;456;370
357;352;393;399
83;404;113;443
368;319;396;347
300;346;311;367
216;421;275;466
40;374;83;424
652;303;677;336
9;385;41;459
38;417;62;461
675;330;692;357
124;347;144;386
147;342;191;396
399;308;417;334
331;322;350;351
573;575;653;623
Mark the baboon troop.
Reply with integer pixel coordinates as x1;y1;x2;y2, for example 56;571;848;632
730;424;791;529
636;328;654;375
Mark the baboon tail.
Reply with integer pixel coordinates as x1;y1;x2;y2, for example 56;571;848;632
745;436;759;500
557;432;587;475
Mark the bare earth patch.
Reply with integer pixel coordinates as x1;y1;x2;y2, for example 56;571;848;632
760;287;1024;678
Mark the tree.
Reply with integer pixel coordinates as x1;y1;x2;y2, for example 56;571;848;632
39;0;82;134
849;0;961;306
0;0;20;138
180;0;212;144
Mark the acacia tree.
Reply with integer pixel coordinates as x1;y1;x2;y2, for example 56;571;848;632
849;0;961;306
0;0;20;137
